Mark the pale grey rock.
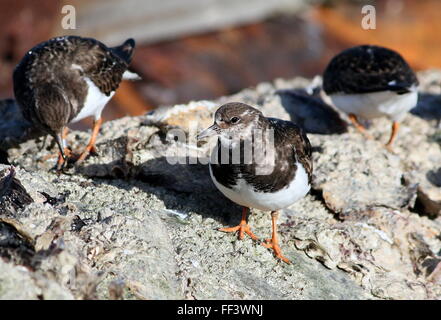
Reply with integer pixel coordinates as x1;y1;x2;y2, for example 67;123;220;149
310;132;417;216
1;71;441;300
0;260;41;300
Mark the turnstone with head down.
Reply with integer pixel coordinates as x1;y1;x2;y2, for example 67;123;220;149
323;44;418;150
13;35;139;170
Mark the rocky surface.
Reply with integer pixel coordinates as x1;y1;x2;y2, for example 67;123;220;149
1;70;441;300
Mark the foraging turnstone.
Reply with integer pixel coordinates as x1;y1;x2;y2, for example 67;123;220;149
323;45;418;149
13;35;139;169
197;102;312;263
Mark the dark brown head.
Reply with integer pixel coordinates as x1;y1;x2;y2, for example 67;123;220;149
197;102;265;143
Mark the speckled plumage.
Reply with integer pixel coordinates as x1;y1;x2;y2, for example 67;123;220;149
13;35;137;168
13;35;135;142
323;45;418;95
210;114;312;194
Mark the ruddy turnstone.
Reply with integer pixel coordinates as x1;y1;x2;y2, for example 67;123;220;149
323;45;418;149
197;102;312;263
13;35;139;170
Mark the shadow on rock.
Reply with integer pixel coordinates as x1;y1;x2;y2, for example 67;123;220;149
80;156;241;225
426;168;441;188
411;92;441;126
276;88;348;134
0;99;44;154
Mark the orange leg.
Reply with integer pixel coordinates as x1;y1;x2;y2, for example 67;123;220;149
76;117;102;163
348;113;373;140
219;207;259;240
262;211;290;264
385;121;399;151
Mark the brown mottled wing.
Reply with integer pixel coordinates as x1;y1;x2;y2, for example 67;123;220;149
270;118;313;184
69;36;133;96
293;124;313;184
12;36;86;132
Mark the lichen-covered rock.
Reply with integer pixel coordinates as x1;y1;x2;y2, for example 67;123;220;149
1;71;441;300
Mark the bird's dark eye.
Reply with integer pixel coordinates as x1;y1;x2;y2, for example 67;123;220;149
230;117;240;124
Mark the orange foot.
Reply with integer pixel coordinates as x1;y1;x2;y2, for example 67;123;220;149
219;207;259;240
219;223;259;241
262;238;291;264
384;144;396;154
348;113;373;140
262;211;291;264
76;144;98;163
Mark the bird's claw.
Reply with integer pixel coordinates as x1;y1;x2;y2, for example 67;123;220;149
219;223;259;241
76;144;99;164
261;238;291;264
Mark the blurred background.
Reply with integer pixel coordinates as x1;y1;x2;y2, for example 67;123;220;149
0;0;440;130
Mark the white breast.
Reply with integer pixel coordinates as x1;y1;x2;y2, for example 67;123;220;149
70;77;114;123
210;162;310;211
329;88;418;121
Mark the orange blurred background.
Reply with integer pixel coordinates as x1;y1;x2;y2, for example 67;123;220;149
0;0;440;130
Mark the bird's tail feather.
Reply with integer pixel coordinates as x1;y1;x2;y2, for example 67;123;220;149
111;38;136;64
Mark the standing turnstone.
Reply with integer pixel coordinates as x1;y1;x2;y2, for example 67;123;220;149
197;102;313;263
323;45;418;149
13;35;139;170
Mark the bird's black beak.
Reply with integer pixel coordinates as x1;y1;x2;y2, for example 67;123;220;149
197;124;219;140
